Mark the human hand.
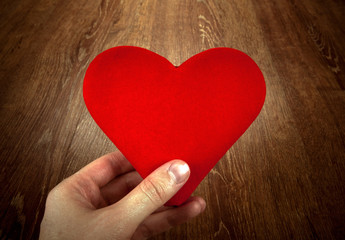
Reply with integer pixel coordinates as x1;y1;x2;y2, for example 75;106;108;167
39;151;206;240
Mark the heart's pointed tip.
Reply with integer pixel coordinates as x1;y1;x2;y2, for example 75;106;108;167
165;198;186;207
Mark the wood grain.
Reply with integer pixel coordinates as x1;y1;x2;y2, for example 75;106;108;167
1;0;345;239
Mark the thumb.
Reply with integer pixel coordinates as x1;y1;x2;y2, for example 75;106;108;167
116;160;190;227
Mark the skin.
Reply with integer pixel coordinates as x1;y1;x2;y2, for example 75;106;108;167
39;151;206;240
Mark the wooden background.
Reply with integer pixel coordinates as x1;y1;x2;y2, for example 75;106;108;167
1;0;345;239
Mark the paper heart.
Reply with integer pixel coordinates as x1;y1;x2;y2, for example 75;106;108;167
83;46;265;206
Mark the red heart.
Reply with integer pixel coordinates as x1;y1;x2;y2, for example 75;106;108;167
83;46;265;206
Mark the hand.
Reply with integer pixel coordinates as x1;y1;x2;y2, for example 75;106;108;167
39;151;206;240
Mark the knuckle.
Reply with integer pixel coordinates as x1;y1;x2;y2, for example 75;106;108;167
136;222;154;239
46;180;70;202
47;184;62;200
166;214;181;227
139;177;167;206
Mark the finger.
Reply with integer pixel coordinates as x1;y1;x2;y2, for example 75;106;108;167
152;196;198;213
132;196;206;240
111;160;190;231
153;205;173;214
75;151;134;187
100;171;142;205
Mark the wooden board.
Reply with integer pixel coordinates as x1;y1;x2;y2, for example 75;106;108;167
0;0;344;239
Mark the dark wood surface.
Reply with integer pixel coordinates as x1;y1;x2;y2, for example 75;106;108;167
1;0;345;239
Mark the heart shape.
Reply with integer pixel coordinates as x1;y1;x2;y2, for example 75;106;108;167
83;46;266;205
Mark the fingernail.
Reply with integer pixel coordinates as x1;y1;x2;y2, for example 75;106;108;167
168;161;190;184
